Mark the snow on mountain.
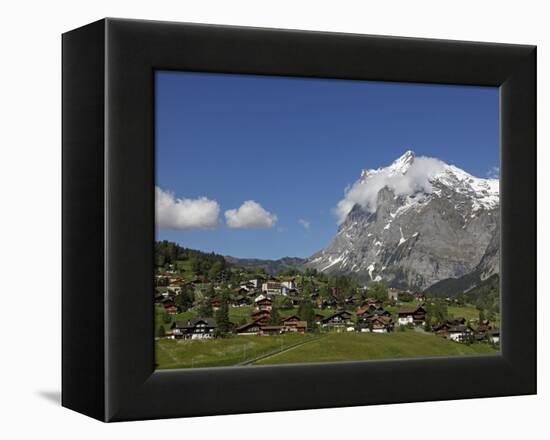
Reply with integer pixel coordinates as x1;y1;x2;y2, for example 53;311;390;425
307;150;500;292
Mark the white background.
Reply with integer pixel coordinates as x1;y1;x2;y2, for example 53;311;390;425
0;0;546;437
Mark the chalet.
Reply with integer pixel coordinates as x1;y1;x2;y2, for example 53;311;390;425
281;315;301;325
321;311;353;330
161;289;177;299
356;306;370;319
240;281;255;290
254;295;273;311
432;322;451;335
372;316;393;333
230;295;249;307
236;319;263;335
387;288;400;301
283;320;307;334
447;325;474;343
321;297;337;309
171;318;217;340
281;279;297;290
449;317;466;326
161;299;179;314
164;305;179;314
376;308;391;317
280;315;307;333
433;317;467;335
251;309;271;325
262;281;283;295
345;294;357;305
359;315;393;333
210;297;222;311
476;320;493;334
356;305;390;322
314;314;325;326
260;326;283;336
166;285;182;295
360;298;382;309
488;329;500;344
396;305;427;326
248;278;265;289
155;276;170;287
234;287;249;295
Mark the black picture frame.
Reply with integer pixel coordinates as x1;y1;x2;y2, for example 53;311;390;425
62;18;536;422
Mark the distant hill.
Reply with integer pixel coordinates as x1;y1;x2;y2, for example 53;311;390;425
224;255;306;275
156;240;306;277
424;270;485;296
425;273;499;314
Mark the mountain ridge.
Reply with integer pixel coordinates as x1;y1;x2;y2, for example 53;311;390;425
223;255;306;275
306;151;499;292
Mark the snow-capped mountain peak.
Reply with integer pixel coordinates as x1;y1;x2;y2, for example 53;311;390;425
359;150;416;181
309;151;500;292
431;164;499;211
388;149;416;174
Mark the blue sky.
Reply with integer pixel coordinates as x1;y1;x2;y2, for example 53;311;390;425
156;71;499;259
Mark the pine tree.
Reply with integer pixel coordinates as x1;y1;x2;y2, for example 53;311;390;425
424;314;432;332
364;281;387;302
487;307;496;323
269;304;281;325
478;308;486;323
215;293;231;336
298;299;315;331
433;300;448;324
158;325;165;337
198;298;213;318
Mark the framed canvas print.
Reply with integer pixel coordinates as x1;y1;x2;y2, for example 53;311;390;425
62;18;536;422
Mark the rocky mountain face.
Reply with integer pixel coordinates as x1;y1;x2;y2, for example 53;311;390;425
306;151;499;292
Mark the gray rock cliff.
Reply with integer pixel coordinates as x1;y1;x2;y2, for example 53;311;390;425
306;151;499;292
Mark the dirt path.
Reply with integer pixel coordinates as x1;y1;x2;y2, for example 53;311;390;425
238;335;326;366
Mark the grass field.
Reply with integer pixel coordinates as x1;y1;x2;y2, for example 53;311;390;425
156;333;314;369
253;331;498;366
156;330;498;369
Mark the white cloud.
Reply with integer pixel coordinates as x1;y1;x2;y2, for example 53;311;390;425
225;200;277;229
298;219;311;230
487;166;500;179
156;187;220;229
334;156;446;224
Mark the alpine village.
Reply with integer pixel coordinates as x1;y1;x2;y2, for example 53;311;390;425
155;241;500;369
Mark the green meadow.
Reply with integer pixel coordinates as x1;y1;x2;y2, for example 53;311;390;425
156;330;498;370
